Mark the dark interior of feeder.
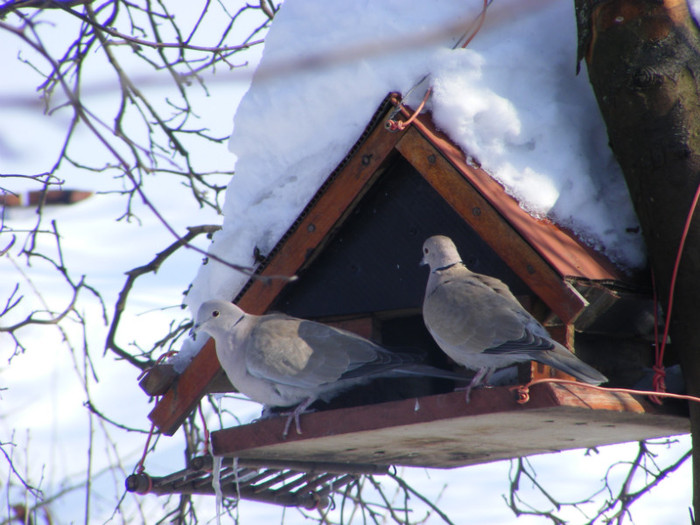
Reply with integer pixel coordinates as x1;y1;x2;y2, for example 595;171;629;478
271;154;532;319
265;154;539;413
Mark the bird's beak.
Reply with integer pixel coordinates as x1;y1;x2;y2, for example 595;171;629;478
189;322;200;338
420;255;427;267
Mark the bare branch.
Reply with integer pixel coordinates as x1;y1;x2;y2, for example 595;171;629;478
504;440;691;524
105;224;221;368
0;441;42;498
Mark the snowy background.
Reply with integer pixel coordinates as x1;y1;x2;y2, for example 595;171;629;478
1;0;697;523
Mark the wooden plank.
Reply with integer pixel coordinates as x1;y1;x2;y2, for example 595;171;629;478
211;383;688;469
395;128;588;324
571;281;624;331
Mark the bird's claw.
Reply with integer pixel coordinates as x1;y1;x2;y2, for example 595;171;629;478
455;384;475;403
280;398;314;439
281;412;303;439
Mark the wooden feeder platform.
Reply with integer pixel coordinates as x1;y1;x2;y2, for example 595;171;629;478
210;383;689;469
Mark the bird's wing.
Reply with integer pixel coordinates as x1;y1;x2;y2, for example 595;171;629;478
481;329;554;355
424;268;529;355
244;315;377;390
470;273;521;303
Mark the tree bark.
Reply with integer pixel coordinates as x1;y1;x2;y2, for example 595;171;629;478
575;0;700;516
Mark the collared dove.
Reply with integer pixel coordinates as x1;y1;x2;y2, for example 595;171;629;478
193;299;464;437
421;235;608;401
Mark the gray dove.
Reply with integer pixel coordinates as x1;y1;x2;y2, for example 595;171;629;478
193;299;464;437
421;235;607;401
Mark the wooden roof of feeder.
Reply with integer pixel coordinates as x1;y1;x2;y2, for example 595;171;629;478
139;94;688;477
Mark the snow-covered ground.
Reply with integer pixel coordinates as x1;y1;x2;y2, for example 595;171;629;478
1;0;696;523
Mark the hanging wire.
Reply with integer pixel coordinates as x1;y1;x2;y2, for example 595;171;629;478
649;180;700;404
385;87;432;131
386;0;492;131
456;0;492;49
512;377;700;406
134;422;157;475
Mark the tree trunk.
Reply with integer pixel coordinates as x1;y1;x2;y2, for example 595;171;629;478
575;0;700;516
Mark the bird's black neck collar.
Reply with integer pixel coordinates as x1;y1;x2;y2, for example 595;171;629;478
433;261;462;273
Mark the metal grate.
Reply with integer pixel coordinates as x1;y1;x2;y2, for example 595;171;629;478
126;456;387;509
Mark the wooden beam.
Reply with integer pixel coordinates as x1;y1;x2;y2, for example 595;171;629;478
395;127;588;324
211;383;688;469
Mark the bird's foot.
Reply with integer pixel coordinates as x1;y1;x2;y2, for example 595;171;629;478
455;384;494;402
455;384;475;403
280;398;315;439
282;413;299;439
455;385;472;404
454;367;494;404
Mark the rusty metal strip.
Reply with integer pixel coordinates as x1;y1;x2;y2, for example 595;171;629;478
125;461;366;510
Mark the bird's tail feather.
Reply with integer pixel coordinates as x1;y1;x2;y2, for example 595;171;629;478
540;348;608;385
390;363;469;382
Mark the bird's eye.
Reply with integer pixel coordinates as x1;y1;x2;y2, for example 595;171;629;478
212;310;220;318
424;248;429;254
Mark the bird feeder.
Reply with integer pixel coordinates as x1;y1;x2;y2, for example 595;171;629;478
132;94;689;500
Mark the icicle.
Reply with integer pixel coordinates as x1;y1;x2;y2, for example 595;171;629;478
211;453;223;525
233;456;241;523
209;395;224;525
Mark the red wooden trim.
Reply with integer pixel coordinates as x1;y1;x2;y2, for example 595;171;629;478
211;383;648;452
